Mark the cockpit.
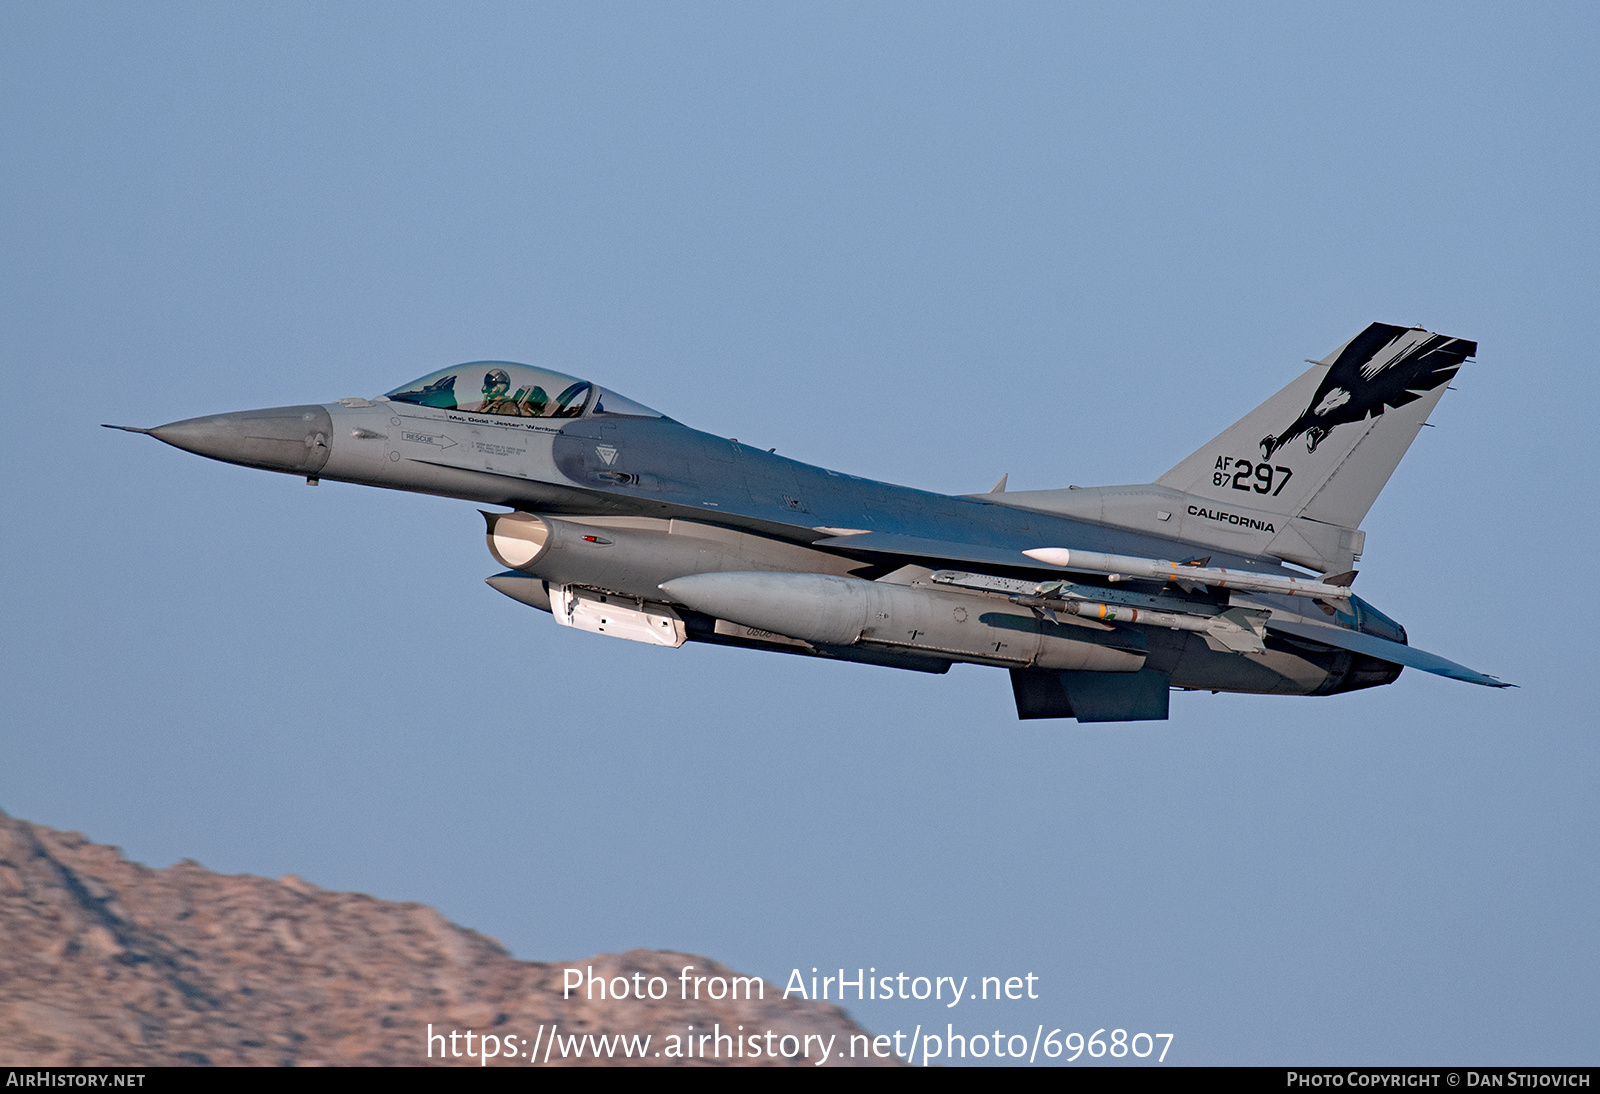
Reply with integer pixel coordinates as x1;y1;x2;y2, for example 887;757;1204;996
384;362;662;419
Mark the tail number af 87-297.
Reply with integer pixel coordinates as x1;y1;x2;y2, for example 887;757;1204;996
1212;455;1293;496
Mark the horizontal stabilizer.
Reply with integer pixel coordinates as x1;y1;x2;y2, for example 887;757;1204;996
1266;620;1513;688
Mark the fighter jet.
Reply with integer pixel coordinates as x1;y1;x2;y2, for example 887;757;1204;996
108;321;1511;722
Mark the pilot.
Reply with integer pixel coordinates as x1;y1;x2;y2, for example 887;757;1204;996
479;369;555;417
477;368;529;415
477;368;512;411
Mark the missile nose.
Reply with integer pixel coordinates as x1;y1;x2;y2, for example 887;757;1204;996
128;405;334;477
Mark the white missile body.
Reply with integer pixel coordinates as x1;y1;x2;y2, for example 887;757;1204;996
1021;547;1352;601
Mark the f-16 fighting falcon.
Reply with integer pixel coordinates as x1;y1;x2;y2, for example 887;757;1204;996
109;322;1510;722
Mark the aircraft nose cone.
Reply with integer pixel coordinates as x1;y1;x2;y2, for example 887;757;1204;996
147;405;334;476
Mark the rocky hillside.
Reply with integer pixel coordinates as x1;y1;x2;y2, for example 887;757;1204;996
0;812;889;1066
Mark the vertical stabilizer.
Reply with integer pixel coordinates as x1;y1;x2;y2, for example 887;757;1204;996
1156;323;1475;533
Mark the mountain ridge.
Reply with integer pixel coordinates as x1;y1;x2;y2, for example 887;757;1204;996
0;810;889;1067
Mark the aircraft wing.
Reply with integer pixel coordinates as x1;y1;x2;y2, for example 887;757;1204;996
814;533;1512;689
1266;619;1514;688
812;531;1347;598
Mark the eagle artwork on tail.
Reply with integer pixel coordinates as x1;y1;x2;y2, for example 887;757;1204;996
1259;323;1477;460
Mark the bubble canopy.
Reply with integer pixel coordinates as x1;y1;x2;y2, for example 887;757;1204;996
384;362;662;419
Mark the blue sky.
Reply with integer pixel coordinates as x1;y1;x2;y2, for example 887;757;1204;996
2;2;1596;1065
